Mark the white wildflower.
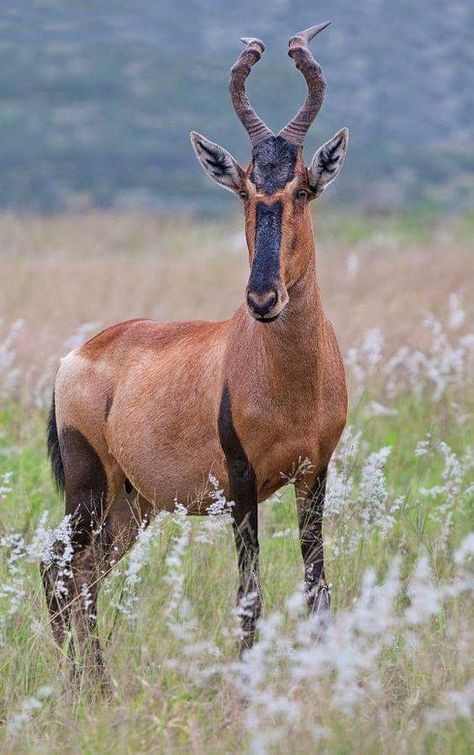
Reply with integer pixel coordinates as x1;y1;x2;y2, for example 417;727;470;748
405;553;440;625
362;327;384;367
365;401;398;417
6;685;54;738
426;680;474;725
346;252;359;279
448;292;465;331
0;319;23;399
111;514;164;623
0;470;13;499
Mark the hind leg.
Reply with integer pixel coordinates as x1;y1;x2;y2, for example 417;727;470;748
101;487;154;573
41;426;122;686
40;555;73;650
42;460;153;691
66;485;154;690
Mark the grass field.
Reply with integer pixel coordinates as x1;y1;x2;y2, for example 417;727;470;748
0;210;473;752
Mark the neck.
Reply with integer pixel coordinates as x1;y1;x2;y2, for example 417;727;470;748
230;248;325;389
258;259;323;374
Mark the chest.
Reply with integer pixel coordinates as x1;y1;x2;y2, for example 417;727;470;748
229;356;347;492
231;386;320;494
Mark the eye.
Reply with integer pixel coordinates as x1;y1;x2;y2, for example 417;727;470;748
295;189;308;201
239;190;249;200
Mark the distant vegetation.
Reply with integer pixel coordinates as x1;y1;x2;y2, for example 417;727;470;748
0;1;472;213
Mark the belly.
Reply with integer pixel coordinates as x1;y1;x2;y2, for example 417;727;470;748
110;432;228;513
106;392;228;514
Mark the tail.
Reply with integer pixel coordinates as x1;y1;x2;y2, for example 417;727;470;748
47;392;65;493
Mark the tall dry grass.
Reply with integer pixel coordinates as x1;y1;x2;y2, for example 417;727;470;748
1;209;473;379
0;209;473;753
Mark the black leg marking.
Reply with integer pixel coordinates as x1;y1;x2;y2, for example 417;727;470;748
61;426;108;547
218;383;261;654
41;426;110;689
297;467;331;630
104;393;113;421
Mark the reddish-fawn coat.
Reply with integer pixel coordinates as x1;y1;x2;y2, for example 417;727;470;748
41;22;349;687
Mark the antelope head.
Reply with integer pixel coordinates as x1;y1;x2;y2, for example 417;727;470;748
191;23;349;323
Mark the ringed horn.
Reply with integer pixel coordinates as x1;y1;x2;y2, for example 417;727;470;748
229;37;273;146
278;21;331;146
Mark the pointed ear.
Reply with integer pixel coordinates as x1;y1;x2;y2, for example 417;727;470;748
190;132;245;194
308;128;349;198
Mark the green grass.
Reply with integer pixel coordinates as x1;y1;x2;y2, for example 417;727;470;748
316;206;471;246
0;382;473;753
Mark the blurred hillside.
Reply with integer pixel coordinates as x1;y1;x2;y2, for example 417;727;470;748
0;0;472;214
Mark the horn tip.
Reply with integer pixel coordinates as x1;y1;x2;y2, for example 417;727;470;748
308;20;332;36
290;21;332;47
240;36;265;52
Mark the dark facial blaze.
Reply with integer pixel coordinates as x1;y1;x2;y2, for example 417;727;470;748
246;136;298;321
250;136;298;194
248;200;282;297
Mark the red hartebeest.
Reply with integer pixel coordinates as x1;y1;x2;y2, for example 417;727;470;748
41;23;349;684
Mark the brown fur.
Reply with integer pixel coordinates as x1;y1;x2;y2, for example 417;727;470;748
57;154;346;510
42;144;347;682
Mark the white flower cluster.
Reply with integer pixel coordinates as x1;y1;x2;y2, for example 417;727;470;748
0;470;13;500
6;685;54;738
109;512;166;625
160;531;474;754
325;429;403;557
0;532;27;644
347;294;474;401
1;438;472;747
0;318;23;400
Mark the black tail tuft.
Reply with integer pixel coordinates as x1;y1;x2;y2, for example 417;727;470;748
47;392;65;493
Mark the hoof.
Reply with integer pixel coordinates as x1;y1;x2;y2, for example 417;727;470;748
239;628;256;658
309;583;331;637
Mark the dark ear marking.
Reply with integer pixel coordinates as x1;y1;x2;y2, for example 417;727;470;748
196;140;228;177
308;128;349;198
319;136;343;173
190;131;244;193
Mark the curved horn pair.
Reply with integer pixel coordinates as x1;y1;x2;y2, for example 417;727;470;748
229;22;331;147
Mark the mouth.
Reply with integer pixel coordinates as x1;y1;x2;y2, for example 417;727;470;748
253;312;281;323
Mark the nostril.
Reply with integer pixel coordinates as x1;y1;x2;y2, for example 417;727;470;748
247;289;279;315
267;289;278;308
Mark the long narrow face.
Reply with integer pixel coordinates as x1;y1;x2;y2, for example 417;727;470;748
190;24;349;322
192;129;348;322
242;136;310;321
